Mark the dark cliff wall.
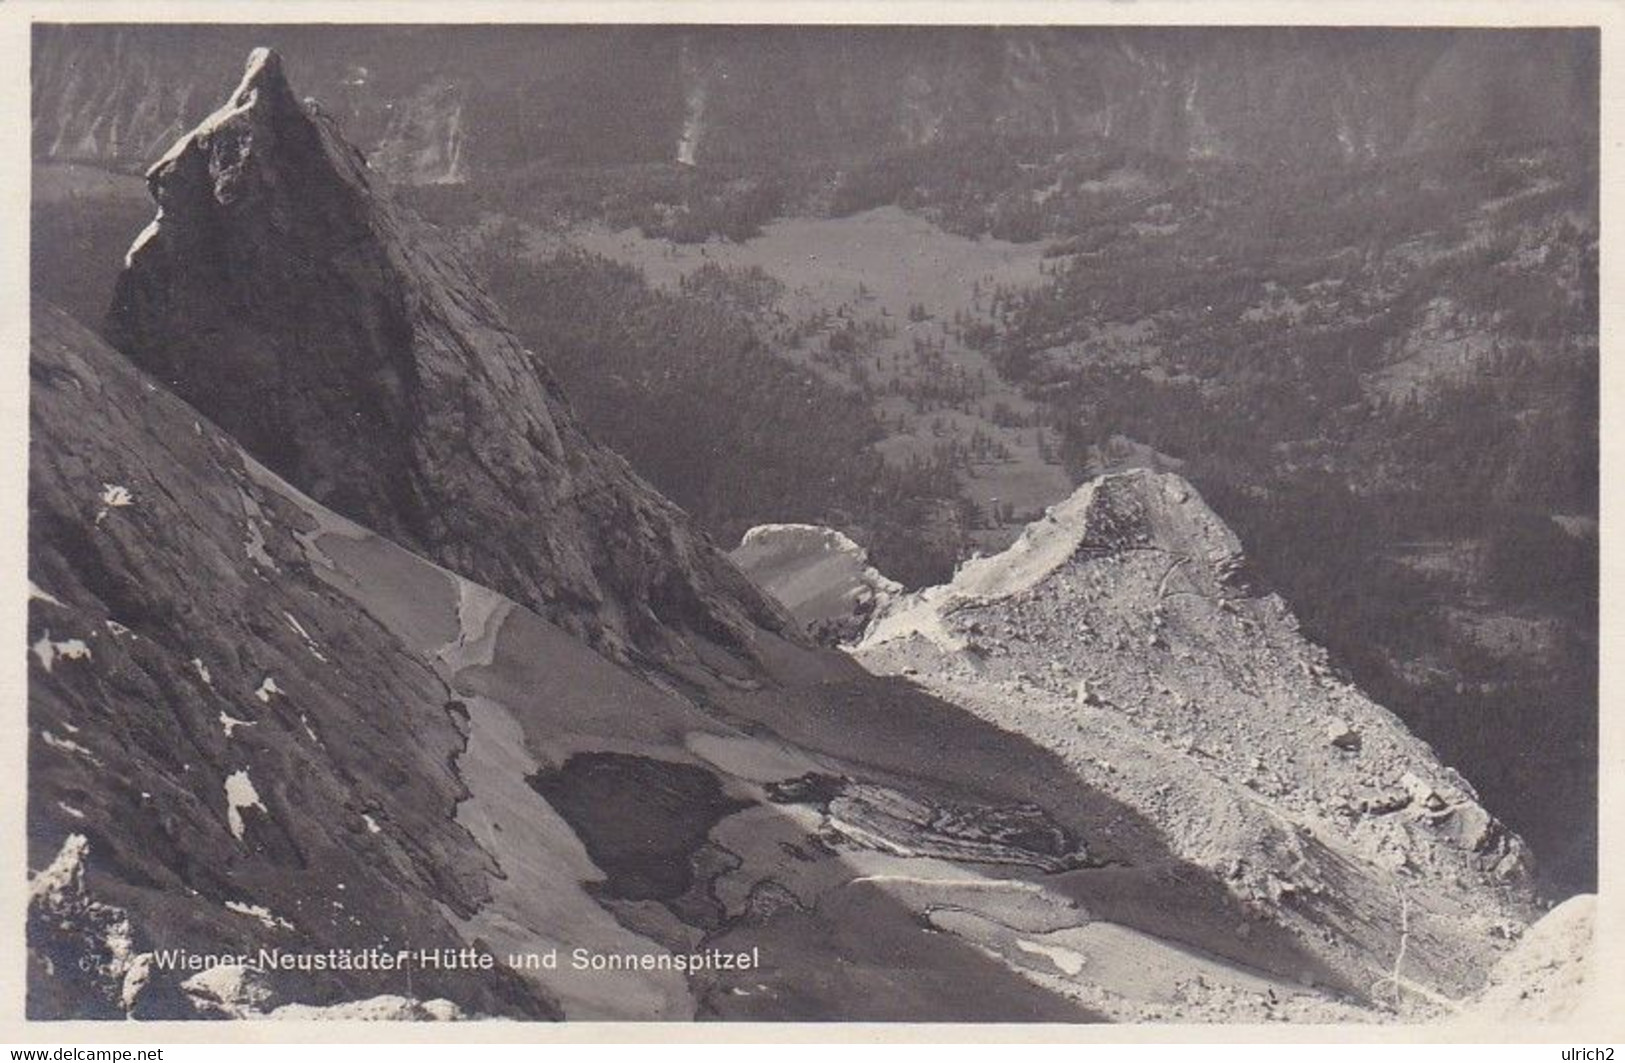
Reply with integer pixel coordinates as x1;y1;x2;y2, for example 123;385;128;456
33;25;1598;180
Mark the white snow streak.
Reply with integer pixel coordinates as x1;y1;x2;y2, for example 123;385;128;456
225;900;293;931
224;770;267;841
219;712;256;738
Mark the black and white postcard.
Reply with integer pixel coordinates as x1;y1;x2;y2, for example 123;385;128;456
7;1;1618;1043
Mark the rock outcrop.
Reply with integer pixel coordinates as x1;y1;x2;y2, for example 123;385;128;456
104;48;793;675
855;471;1538;1003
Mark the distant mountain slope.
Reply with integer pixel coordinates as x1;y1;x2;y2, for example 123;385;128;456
32;25;1596;180
969;132;1599;895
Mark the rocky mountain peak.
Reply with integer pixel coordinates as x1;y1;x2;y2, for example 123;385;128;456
143;45;331;215
194;45;297;127
233;46;288;101
853;471;1246;650
105;49;795;671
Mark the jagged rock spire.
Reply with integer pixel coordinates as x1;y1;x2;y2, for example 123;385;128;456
106;49;795;670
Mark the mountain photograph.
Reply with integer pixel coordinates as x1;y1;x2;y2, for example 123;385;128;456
25;22;1599;1025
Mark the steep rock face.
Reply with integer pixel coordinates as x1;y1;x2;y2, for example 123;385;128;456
677;27;1596;168
29;299;557;1019
31;26;473;183
104;49;792;671
856;471;1539;1001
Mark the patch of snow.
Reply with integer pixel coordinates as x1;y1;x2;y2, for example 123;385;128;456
298;713;320;743
283;612;328;661
100;484;134;508
124;218;161;268
362;813;381;834
179;964;275;1018
29;836;141;1006
28;582;65;607
32;631;92;673
225;900;293;931
95;484;134;526
192;658;213;686
254;676;281;703
57;801;86;820
437;577;511;670
732;522;902;640
41;730;101;765
56;637;92;661
224;769;267;841
147;49;278;178
1016;937;1087;976
30;833;90;901
104;620;132;637
219;712;256;738
235;488;281;573
266;995;465;1021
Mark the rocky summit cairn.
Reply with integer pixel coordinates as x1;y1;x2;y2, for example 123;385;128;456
105;48;793;671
